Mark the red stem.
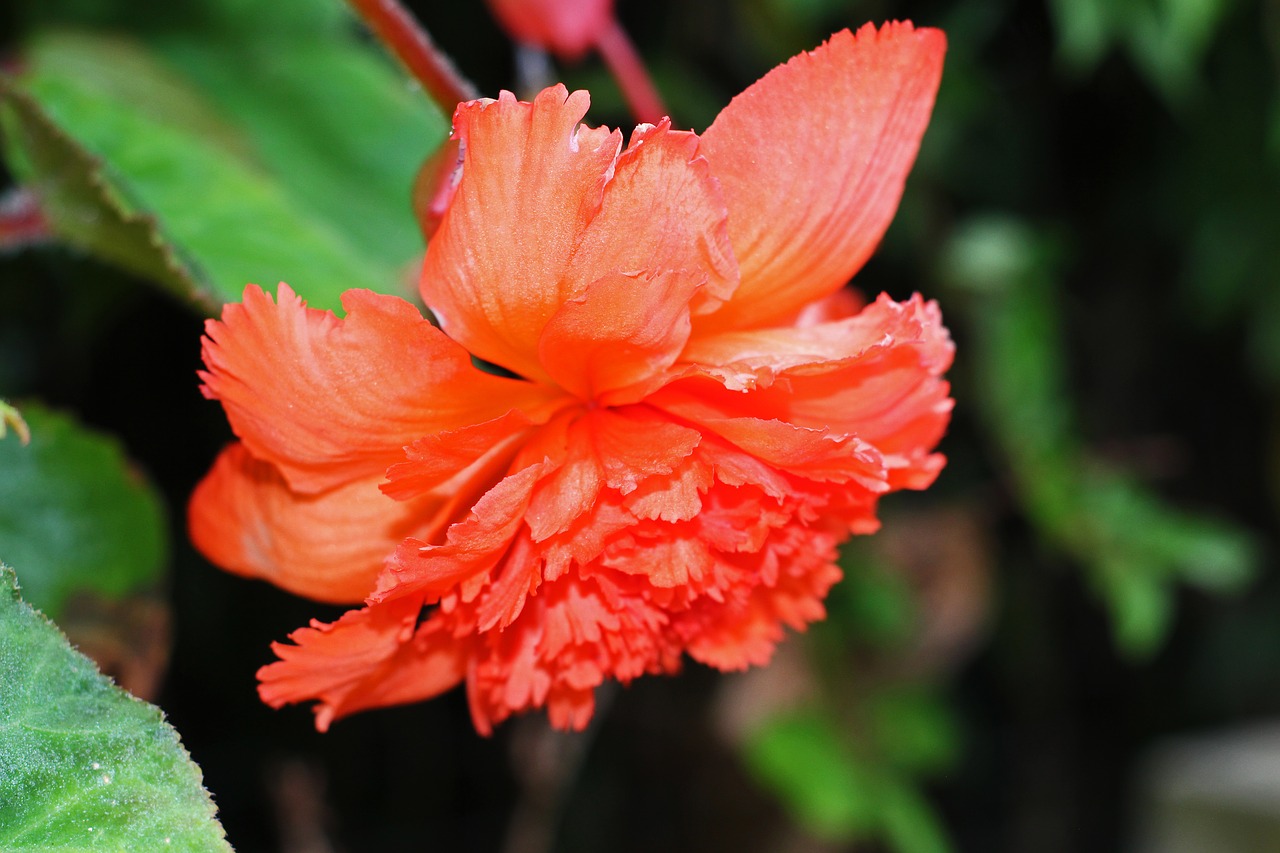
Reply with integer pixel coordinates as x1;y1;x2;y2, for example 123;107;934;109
0;187;50;251
345;0;479;113
593;17;668;125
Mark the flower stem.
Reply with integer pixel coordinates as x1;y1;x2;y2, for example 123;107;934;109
344;0;479;113
594;17;668;125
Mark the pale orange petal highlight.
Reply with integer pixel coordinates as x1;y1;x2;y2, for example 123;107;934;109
189;443;444;603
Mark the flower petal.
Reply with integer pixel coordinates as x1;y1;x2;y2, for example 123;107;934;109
696;22;946;332
420;86;622;382
376;462;550;603
522;407;702;539
258;598;470;732
677;294;954;488
381;410;537;502
535;120;737;400
651;390;887;488
682;291;950;387
538;270;698;402
188;443;446;603
566;120;737;314
201;284;556;493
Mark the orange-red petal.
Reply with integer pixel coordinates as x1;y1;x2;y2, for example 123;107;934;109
564;120;736;314
188;443;443;603
696;22;945;332
538;269;698;402
536;120;737;400
258;597;470;731
376;462;550;603
422;101;734;394
675;294;954;489
420;87;621;382
200;284;557;493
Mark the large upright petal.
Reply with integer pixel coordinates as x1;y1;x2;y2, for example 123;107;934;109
200;284;559;493
420;86;621;382
696;22;945;332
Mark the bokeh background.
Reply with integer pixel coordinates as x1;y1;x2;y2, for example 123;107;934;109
1;0;1278;850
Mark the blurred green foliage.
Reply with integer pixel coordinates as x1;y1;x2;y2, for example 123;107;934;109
0;402;167;619
942;218;1256;656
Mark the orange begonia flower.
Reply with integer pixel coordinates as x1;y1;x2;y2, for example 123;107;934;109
189;22;951;734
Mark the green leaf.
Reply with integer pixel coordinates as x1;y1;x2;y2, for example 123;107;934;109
745;706;956;851
0;564;231;851
0;402;167;619
0;74;208;309
878;778;953;853
1047;0;1233;104
2;21;447;313
743;708;875;841
826;544;916;650
868;687;960;776
154;32;447;272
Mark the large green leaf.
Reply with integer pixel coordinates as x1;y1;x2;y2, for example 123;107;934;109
0;564;231;851
1;11;448;313
154;32;447;272
0;402;167;620
0;75;206;308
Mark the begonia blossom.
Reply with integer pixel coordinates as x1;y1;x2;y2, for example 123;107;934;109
189;22;952;734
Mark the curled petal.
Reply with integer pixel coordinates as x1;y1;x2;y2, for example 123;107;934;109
188;443;444;603
650;393;887;489
201;284;556;493
258;598;470;732
681;527;843;670
697;22;946;332
677;294;954;488
423;101;734;392
522;407;702;539
682;292;945;385
382;410;537;501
